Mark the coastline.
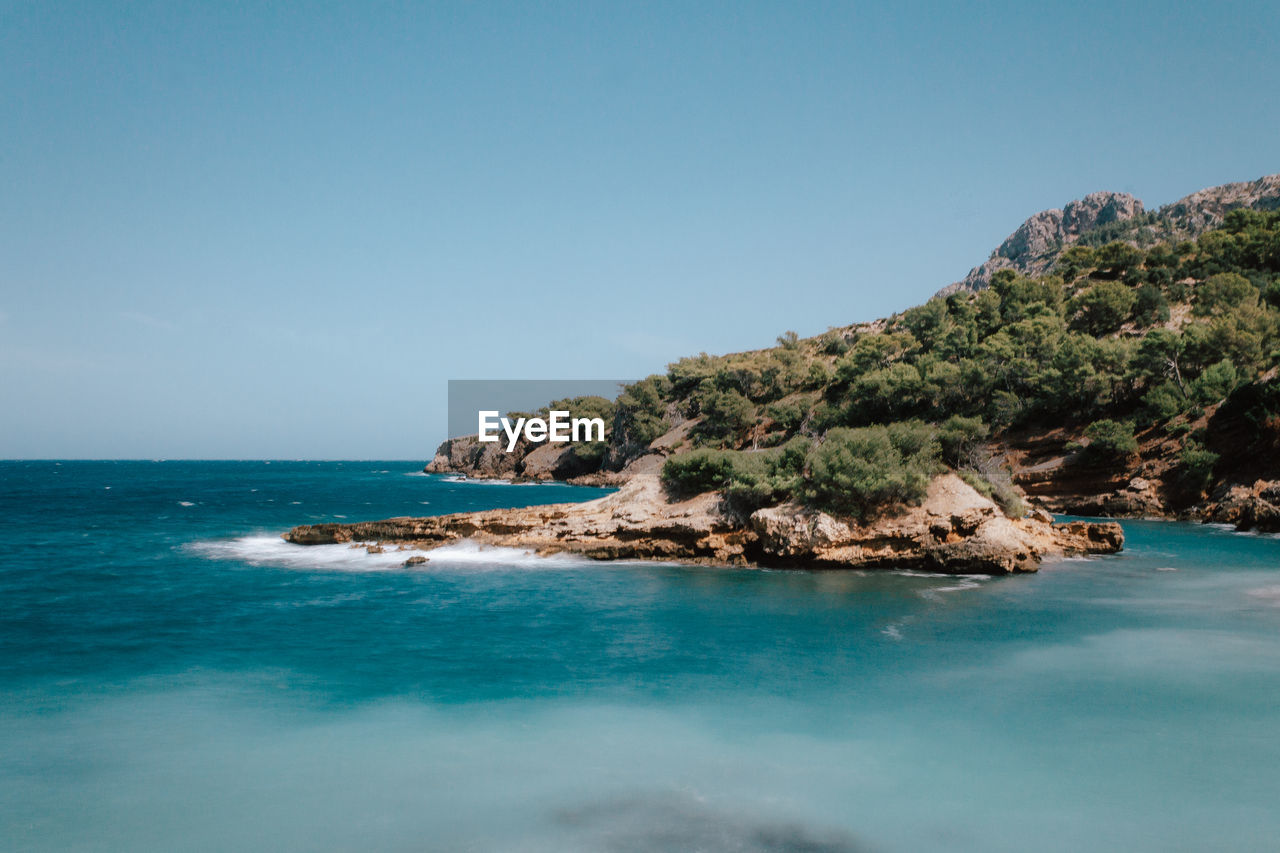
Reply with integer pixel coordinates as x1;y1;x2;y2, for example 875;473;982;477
284;471;1124;574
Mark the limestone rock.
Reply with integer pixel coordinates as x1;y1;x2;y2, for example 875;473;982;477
284;472;1124;575
1203;480;1280;533
423;436;519;479
942;191;1143;295
940;173;1280;296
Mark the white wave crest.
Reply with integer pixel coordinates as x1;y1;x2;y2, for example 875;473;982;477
189;536;596;573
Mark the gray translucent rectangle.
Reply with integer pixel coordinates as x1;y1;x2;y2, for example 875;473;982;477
447;379;635;439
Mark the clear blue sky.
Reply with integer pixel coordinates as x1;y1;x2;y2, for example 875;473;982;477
2;1;1277;458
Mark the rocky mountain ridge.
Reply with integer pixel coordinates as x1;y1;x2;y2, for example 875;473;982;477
940;173;1280;295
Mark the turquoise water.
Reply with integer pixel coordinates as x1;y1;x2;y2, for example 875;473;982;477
3;462;1280;852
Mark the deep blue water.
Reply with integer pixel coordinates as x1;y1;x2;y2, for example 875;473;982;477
3;461;1280;852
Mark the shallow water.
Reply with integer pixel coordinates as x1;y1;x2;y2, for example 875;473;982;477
3;461;1279;851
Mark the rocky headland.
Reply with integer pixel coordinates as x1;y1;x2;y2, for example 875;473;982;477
285;472;1123;574
286;172;1280;569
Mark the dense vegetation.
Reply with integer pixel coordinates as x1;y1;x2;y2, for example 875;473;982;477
614;210;1280;517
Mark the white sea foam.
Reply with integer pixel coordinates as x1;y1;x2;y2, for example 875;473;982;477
415;540;594;569
887;569;990;598
929;578;987;593
190;536;597;573
178;501;195;507
892;570;991;579
1246;586;1280;606
439;475;542;486
190;536;414;572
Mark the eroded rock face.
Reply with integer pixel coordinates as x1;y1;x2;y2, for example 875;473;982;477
944;191;1143;295
940;173;1280;296
1163;174;1280;234
423;436;519;479
749;474;1122;574
1059;476;1167;518
1203;480;1280;533
284;473;1123;574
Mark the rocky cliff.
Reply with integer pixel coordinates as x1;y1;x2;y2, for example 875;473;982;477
285;472;1123;574
941;173;1280;295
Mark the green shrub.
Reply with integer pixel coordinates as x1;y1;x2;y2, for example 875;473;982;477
820;332;850;355
661;449;738;497
1189;359;1240;406
1071;281;1136;335
801;425;941;518
660;438;811;513
1195;272;1258;316
1132;284;1170;326
937;415;989;466
1262;277;1280;310
885;419;940;458
614;375;671;448
1093;241;1144;277
1179;442;1219;494
765;398;807;432
1081;419;1138;460
694;388;756;442
1141;383;1185;423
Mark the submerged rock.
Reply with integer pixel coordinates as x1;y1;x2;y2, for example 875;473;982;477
284;473;1123;574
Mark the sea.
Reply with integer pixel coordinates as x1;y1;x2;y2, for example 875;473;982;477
2;461;1279;852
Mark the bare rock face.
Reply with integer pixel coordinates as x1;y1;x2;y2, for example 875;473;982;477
284;473;1123;574
1058;475;1167;518
939;173;1280;297
423;436;520;479
943;191;1143;295
519;443;586;481
750;474;1122;574
1203;480;1280;533
1163;174;1280;234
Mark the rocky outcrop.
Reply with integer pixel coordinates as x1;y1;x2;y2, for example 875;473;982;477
1163;174;1280;234
747;474;1122;574
284;472;1123;574
942;191;1143;295
1203;480;1280;533
424;435;520;479
940;173;1280;296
